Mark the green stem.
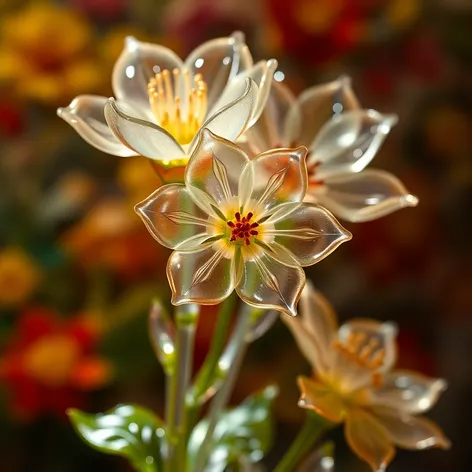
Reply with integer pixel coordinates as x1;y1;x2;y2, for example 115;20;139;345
166;304;199;472
189;293;236;405
192;303;252;472
274;413;335;472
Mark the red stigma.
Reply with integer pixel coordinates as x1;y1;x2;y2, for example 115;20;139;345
227;211;259;245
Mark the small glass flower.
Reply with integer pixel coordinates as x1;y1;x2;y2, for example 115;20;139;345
58;32;277;168
284;282;450;471
247;76;418;222
135;129;351;316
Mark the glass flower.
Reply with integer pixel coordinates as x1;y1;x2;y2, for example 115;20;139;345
135;129;351;316
58;32;277;168
247;76;419;222
284;282;450;471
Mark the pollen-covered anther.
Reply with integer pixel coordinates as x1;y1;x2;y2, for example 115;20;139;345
147;68;207;144
334;332;386;369
227;211;259;245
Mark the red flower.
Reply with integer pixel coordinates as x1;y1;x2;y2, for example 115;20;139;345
0;307;112;421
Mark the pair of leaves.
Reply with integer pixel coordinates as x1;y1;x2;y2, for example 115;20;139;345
69;404;165;472
188;385;278;472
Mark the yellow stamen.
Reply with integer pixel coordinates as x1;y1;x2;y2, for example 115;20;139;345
147;68;208;145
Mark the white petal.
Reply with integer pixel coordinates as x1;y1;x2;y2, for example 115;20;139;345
285;75;360;149
112;36;183;118
369;370;448;414
311;109;398;177
209;59;278;126
184;31;253;109
104;98;186;161
313;169;419;222
189;78;258;151
246;79;297;153
373;407;451;450
57;95;138;157
185;129;250;206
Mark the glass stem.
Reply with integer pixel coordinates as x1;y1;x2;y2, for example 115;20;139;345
166;303;199;472
193;303;252;472
274;413;335;472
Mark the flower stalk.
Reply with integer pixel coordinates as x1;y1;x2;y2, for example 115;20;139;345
274;412;335;472
193;303;253;472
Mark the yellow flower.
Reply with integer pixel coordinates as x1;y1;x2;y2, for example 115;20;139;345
0;2;103;104
0;247;42;307
284;282;450;471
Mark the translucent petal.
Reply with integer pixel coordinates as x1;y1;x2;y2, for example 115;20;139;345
345;408;395;472
112;36;183;117
185;129;250;205
184;31;253;110
167;246;235;306
368;370;447;414
297;377;345;423
246;80;297;154
311;110;397;177
57;95;138;157
250;147;308;213
236;251;305;317
189;78;258;150
286;281;338;376
314;169;419;222
285;76;360;150
104;98;186;161
268;204;352;266
209;60;278;126
135;184;215;251
373;407;451;450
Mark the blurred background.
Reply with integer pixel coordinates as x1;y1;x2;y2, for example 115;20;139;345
0;0;470;471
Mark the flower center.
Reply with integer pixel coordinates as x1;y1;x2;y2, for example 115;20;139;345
147;68;207;145
334;332;386;370
227;212;259;246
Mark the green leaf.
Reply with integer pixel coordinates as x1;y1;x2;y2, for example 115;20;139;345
188;385;278;471
69;404;166;472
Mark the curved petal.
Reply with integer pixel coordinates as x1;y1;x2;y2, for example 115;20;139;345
167;246;236;305
209;60;278;126
184;31;253;110
246;79;297;153
236;250;305;317
314;169;419;222
373;407;451;450
250;147;308;214
185;129;250;206
311;110;397;177
189;78;258;150
268;204;352;266
104;98;186;161
297;377;345;423
285;76;360;149
338;320;398;374
112;36;183;117
286;281;338;376
345;408;395;472
135;184;216;251
57;95;138;157
369;370;447;414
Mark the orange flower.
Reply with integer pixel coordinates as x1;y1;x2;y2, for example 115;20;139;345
61;198;165;280
0;2;103;104
0;307;112;419
0;247;42;308
284;282;450;471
